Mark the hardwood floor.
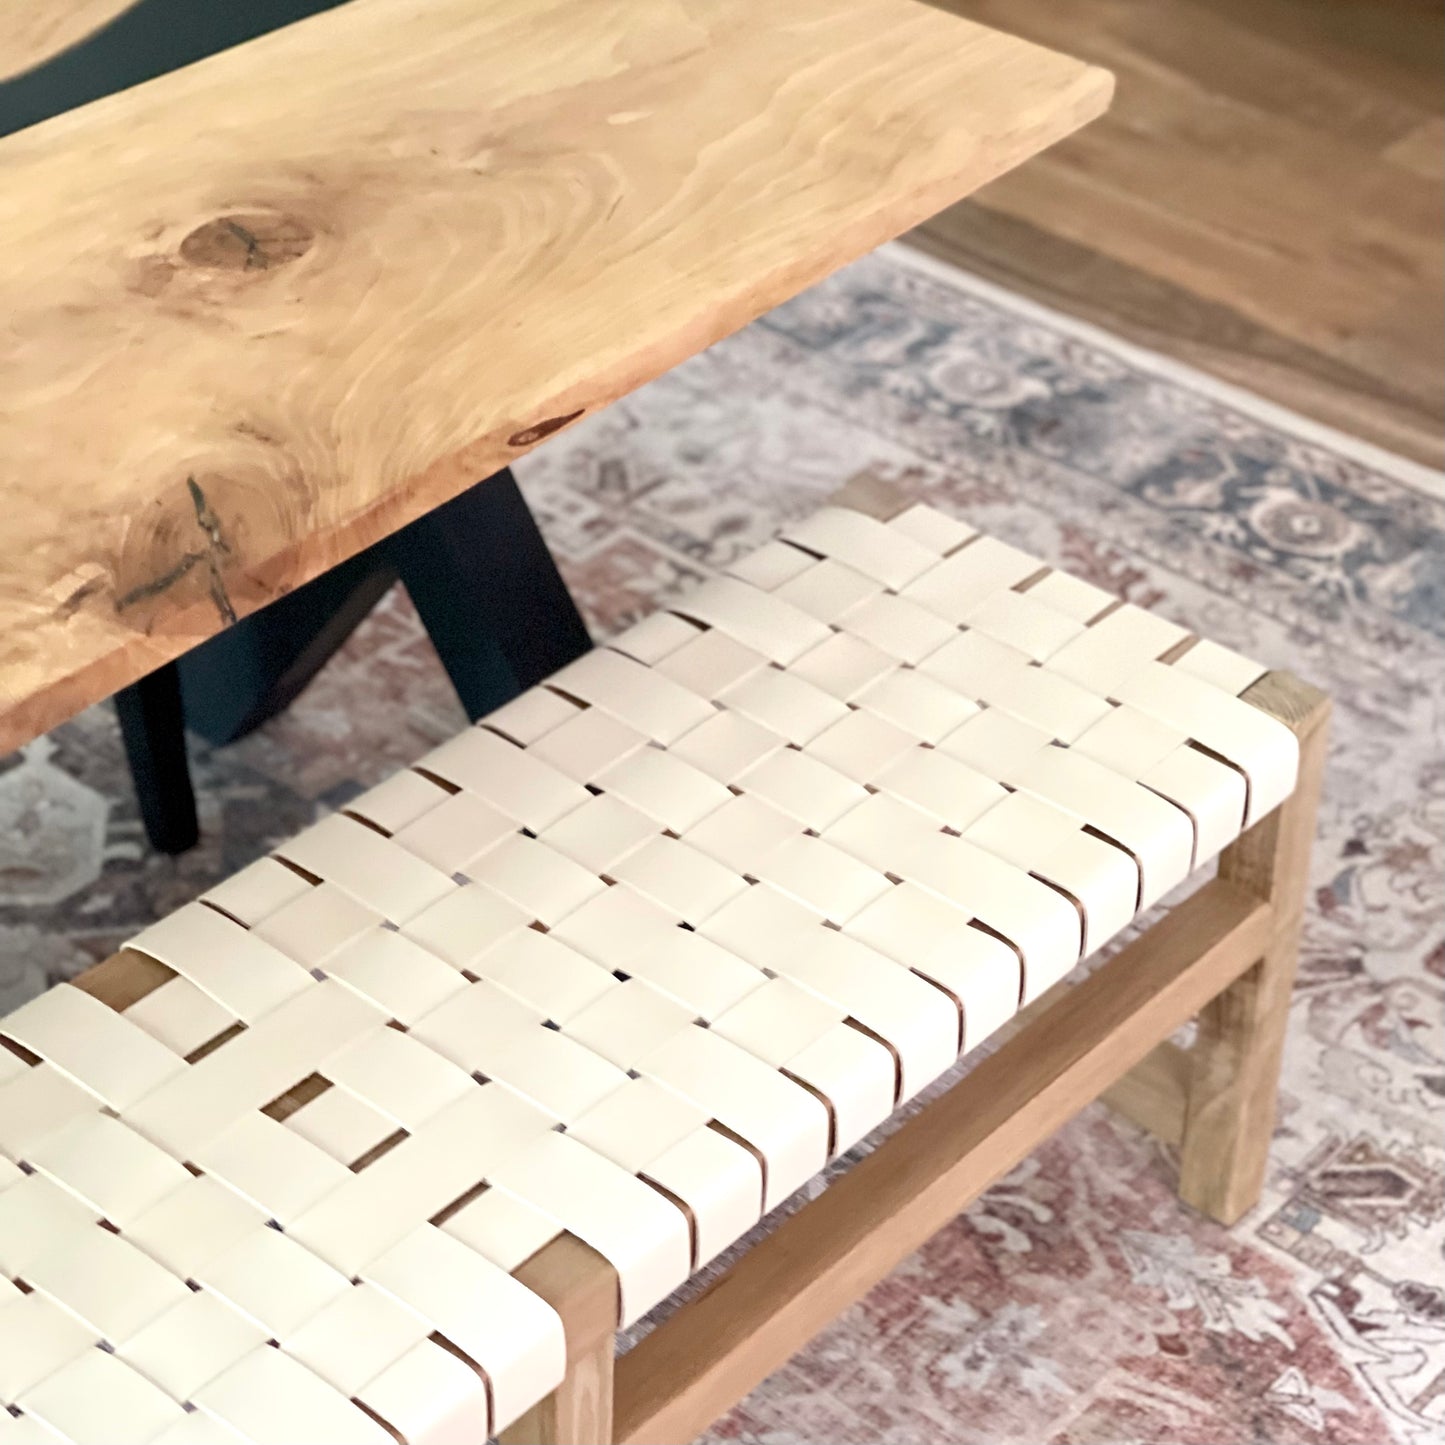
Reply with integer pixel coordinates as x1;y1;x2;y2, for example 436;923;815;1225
915;0;1444;468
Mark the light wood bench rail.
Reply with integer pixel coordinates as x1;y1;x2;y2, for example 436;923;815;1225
613;879;1271;1443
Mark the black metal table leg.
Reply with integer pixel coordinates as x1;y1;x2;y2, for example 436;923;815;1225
383;467;592;719
114;661;199;854
117;467;591;852
7;0;595;853
178;553;397;746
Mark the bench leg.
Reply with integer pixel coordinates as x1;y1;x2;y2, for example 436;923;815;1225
499;1332;614;1445
500;1235;617;1445
1176;672;1331;1225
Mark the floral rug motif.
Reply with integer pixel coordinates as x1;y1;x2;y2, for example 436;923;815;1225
2;245;1441;1445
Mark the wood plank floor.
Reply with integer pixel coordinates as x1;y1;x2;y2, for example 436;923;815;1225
914;0;1443;468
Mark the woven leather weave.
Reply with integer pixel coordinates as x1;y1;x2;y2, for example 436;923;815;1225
0;499;1298;1443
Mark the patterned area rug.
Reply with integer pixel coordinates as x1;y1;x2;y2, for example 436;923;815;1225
3;245;1442;1445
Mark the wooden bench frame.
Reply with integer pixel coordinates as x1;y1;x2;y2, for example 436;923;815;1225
65;481;1328;1445
499;667;1328;1445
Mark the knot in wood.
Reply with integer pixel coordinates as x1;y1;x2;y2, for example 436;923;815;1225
179;213;314;271
507;410;585;447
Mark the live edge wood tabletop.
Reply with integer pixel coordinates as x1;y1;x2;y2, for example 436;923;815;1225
0;0;1112;754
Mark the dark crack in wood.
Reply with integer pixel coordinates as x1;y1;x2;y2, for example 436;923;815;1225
116;552;204;611
507;409;584;447
187;477;238;625
56;575;107;617
222;219;267;271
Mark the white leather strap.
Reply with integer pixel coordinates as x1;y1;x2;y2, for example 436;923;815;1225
781;505;939;588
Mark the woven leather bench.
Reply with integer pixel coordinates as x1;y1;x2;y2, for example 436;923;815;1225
0;479;1327;1445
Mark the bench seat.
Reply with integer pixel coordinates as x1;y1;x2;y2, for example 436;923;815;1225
0;491;1301;1445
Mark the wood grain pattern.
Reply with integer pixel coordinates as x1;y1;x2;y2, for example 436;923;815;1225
505;1236;619;1445
500;1328;614;1445
0;0;139;80
1178;670;1330;1223
0;0;1111;753
1098;1037;1189;1147
913;0;1444;469
66;944;174;1012
614;879;1272;1444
